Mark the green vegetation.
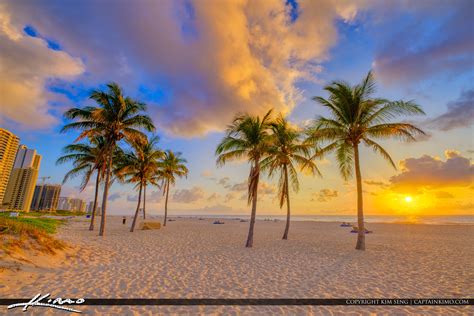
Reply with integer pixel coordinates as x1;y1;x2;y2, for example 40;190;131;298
306;71;425;250
0;214;65;256
0;215;63;234
261;115;320;240
216;110;273;248
0;210;86;217
115;135;164;232
156;150;188;228
61;82;155;236
56;136;111;231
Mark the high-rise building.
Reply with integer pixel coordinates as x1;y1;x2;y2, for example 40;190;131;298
2;145;41;212
58;197;86;212
87;201;101;215
0;128;20;204
31;184;61;212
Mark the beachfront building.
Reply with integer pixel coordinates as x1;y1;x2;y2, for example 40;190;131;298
0;128;20;204
86;201;101;216
58;197;86;212
2;145;41;212
31;184;62;212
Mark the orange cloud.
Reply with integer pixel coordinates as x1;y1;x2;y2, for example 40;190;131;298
4;0;363;136
0;6;84;129
389;150;474;190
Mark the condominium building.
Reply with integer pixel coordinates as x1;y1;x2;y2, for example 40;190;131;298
58;197;86;212
0;128;20;204
2;145;41;212
31;184;61;212
87;201;101;216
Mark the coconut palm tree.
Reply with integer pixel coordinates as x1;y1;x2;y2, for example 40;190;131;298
157;150;188;227
261;115;321;240
61;82;155;236
56;136;108;231
116;135;163;232
306;71;425;250
215;110;273;248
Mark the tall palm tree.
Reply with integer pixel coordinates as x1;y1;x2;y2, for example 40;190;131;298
261;115;321;240
307;71;425;250
157;150;188;227
61;82;155;236
216;110;273;248
56;136;108;231
116;136;163;232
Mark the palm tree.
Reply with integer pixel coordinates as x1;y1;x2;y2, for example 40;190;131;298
61;82;155;236
157;150;188;227
56;136;108;231
116;136;163;232
261;115;321;240
307;71;425;250
131;136;164;221
215;110;273;248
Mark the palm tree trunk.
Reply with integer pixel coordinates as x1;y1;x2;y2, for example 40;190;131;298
282;165;291;240
89;171;100;231
163;180;169;226
353;143;365;250
99;150;114;236
143;183;146;219
130;182;143;232
245;163;260;248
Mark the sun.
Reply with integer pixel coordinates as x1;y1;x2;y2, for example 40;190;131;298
404;196;413;203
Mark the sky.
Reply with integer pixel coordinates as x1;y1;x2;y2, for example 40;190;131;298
0;0;473;217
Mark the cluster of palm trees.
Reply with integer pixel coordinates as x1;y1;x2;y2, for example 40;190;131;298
57;83;188;236
216;71;425;250
56;71;424;251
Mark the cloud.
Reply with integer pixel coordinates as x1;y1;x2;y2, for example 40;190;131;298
0;6;84;129
389;150;474;190
207;192;219;202
200;170;213;178
224;192;236;203
259;182;276;195
227;180;276;195
192;204;235;214
127;193;139;202
434;191;454;199
127;190;162;203
146;190;163;203
172;186;205;203
312;189;338;202
4;0;363;136
372;0;474;84
108;192;123;201
217;177;231;188
428;89;474;131
364;180;389;188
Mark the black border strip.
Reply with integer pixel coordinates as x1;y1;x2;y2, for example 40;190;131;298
1;298;473;306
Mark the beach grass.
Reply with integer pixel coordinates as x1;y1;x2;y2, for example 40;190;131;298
0;213;66;257
1;210;86;218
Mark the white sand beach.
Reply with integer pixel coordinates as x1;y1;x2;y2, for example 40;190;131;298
1;216;473;315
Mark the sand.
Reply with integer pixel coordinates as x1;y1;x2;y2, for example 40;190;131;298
1;216;473;315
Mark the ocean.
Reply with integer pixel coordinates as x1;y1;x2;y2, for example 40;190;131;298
161;214;474;225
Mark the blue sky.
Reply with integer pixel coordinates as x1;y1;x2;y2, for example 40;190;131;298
1;0;473;216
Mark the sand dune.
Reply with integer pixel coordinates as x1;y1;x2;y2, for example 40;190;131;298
1;216;472;315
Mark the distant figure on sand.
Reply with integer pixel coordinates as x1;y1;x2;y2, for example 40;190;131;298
340;222;351;227
122;217;126;225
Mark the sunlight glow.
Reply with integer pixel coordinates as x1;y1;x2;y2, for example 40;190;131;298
404;196;413;203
